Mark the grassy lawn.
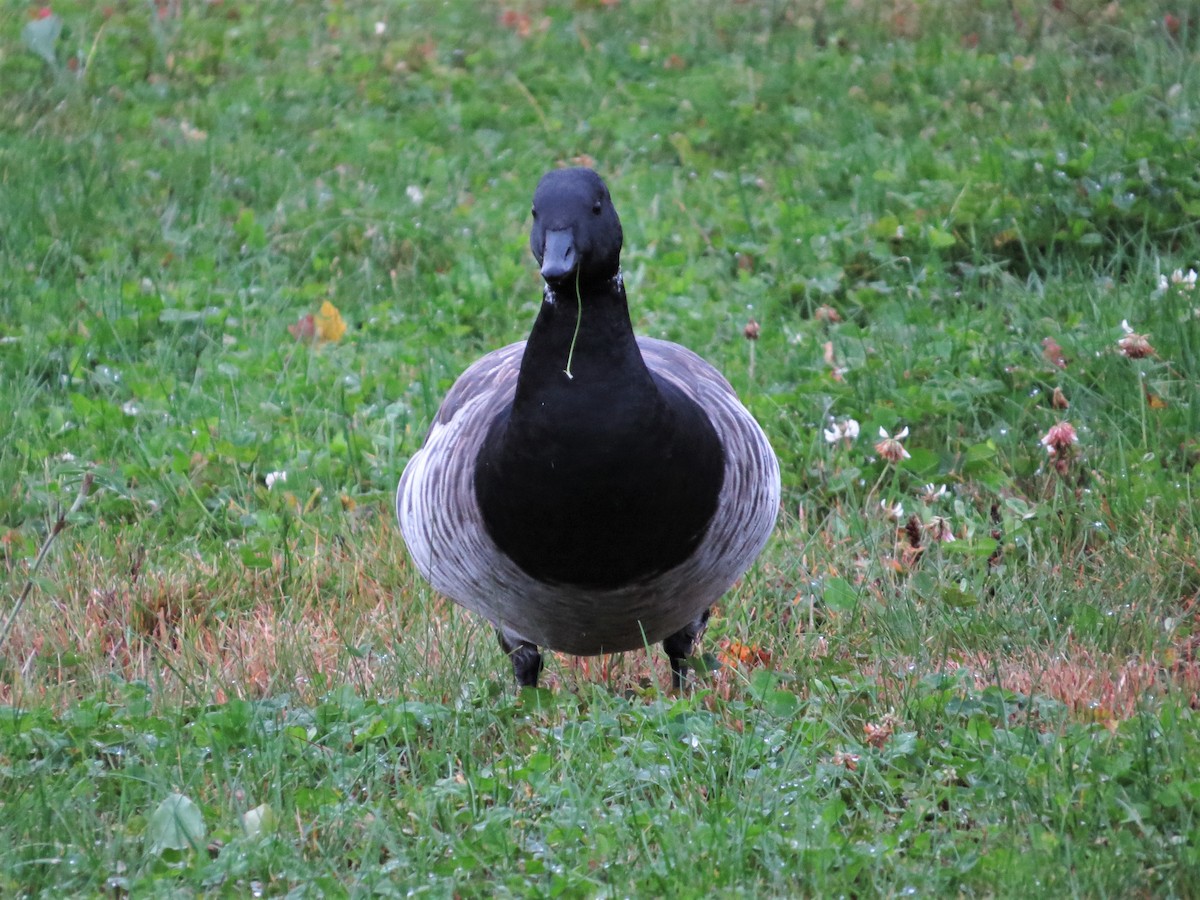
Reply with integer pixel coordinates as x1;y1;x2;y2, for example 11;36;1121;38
2;0;1199;894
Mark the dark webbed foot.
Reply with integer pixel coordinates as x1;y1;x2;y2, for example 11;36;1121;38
497;630;544;687
662;608;712;690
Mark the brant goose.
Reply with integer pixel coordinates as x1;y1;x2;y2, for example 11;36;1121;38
397;168;779;688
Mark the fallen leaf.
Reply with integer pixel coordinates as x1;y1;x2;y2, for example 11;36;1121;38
500;9;531;37
315;301;347;343
718;639;771;669
288;313;316;342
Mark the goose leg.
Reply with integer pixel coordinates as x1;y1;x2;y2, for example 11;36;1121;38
662;608;711;690
497;630;543;687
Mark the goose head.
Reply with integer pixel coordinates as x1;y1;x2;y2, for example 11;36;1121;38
529;168;623;288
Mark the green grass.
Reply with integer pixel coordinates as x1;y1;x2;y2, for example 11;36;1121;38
2;0;1199;894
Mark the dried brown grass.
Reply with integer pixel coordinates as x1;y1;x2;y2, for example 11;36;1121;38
936;644;1200;724
4;512;1196;723
0;513;433;708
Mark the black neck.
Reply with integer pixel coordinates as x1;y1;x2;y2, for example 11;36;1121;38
513;274;650;406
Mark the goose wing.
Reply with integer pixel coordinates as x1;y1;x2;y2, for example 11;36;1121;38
637;337;780;594
396;340;524;602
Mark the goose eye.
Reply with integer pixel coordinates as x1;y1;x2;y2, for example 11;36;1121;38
592;200;603;216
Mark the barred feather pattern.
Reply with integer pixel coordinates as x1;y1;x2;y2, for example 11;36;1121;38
396;337;780;656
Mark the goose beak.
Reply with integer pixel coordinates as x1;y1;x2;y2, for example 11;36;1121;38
539;229;576;282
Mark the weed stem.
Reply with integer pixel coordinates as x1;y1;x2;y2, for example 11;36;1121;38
0;473;94;654
564;269;582;380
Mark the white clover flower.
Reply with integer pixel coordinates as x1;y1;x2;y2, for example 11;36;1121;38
921;483;948;503
823;417;861;445
1117;320;1153;358
874;426;911;462
1159;268;1198;296
1171;268;1197;289
880;499;905;521
265;471;288;490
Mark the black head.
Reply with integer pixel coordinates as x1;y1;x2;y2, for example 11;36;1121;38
529;168;623;287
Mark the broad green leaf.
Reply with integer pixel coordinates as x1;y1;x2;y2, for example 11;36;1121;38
1003;497;1037;520
942;537;999;559
147;793;206;854
238;537;274;570
764;689;801;717
823;576;858;613
965;441;998;463
902;447;940;476
940;586;979;608
242;803;278;839
21;15;62;67
927;226;957;249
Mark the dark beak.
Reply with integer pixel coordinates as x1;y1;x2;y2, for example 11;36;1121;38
540;228;576;282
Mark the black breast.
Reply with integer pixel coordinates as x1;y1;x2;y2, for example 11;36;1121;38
474;373;725;589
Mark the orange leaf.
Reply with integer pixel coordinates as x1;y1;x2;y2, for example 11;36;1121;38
315;301;347;343
718;639;771;669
